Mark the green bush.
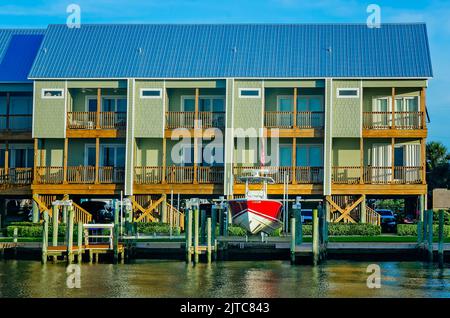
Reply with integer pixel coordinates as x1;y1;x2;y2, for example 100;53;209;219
301;223;381;236
137;222;180;235
432;210;450;225
6;222;76;238
227;225;247;236
397;224;450;237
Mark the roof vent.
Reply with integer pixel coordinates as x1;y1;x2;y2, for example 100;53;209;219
232;46;237;53
43;47;48;54
138;47;143;54
326;46;332;53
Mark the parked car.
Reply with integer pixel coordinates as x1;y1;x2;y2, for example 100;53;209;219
5;200;32;223
79;200;114;223
376;209;397;233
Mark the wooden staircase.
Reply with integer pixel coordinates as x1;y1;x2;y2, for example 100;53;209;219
32;194;92;223
327;195;380;226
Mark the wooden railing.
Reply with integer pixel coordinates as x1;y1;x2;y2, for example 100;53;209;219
166;166;194;184
363;112;424;129
36;166;124;184
166;203;185;231
36;166;64;184
197;166;224;184
134;166;163;184
67;112;126;129
0;114;32;132
98;167;125;183
0;168;33;185
332;166;362;184
366;206;381;226
165;112;225;129
72;202;93;223
67;166;95;184
233;166;323;184
264;111;324;128
333;166;424;184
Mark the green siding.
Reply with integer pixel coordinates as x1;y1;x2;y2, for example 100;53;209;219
41;139;64;166
136;138;162;166
332;80;361;137
363;87;421;112
33;81;66;138
233;80;263;130
332;138;360;166
165;80;225;89
263;80;325;88
134;81;165;138
66;80;127;89
0;83;33;92
362;80;427;88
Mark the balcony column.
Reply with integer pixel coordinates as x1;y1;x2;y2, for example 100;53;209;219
291;138;297;184
96;88;101;129
360;194;367;223
5;92;10;131
162;138;167;184
4;141;8;176
95;137;100;184
420;87;426;129
391;138;395;183
33;138;38;184
193;88;200;184
391;87;396;129
360;138;364;184
293;87;297;128
63;138;68;183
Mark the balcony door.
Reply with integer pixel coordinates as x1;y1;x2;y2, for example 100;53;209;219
277;97;293;127
181;96;225;127
370;143;392;183
85;144;125;182
395;96;419;128
372;97;391;128
296;144;323;183
394;144;421;183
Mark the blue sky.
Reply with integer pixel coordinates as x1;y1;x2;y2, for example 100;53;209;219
1;0;449;146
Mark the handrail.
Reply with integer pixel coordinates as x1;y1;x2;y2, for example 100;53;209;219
67;112;126;130
363;111;424;129
264;111;324;128
72;202;93;223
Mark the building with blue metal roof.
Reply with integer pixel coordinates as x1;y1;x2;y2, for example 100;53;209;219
0;23;433;229
28;23;433;79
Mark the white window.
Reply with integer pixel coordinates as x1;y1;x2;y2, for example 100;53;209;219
140;88;162;99
239;88;261;98
42;89;64;99
337;88;359;98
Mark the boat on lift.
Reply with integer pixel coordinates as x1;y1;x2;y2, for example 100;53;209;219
228;170;283;235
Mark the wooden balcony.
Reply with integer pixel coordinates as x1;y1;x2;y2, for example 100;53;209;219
66;112;127;137
264;111;324;129
0;168;33;185
36;166;125;184
233;166;323;184
332;166;424;185
165;111;225;129
134;166;224;184
363;112;426;138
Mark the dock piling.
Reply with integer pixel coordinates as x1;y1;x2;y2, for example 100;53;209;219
185;208;193;263
427;210;433;262
113;200;120;263
52;205;59;260
438;210;444;267
41;210;49;264
194;206;199;264
207;217;212;263
290;218;296;264
312;208;319;266
67;206;74;264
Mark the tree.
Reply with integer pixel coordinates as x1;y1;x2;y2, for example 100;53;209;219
426;141;450;203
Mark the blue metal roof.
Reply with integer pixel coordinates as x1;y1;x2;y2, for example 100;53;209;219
0;29;45;82
29;24;433;79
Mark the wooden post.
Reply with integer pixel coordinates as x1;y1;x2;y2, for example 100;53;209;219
160;194;167;223
4;141;8;179
419;194;425;222
185;208;192;263
193;206;199;264
77;222;83;264
391;87;396;129
193;88;199;184
95;137;100;184
420;87;426;129
42;210;49;264
62;205;68;225
293;87;297;128
207;217;212;263
421;138;426;184
360;194;366;223
33;138;38;184
162;138;167;184
224;206;229;236
438;210;444;267
63;138;68;183
360;137;364;184
52;205;59;247
391;138;395;183
290;218;296;264
292;138;297;184
67;206;74;264
96;88;101;129
13;227;18;243
32;194;39;223
312;208;319;266
113;200;120;263
417;220;423;244
211;205;217;244
427;210;433;262
218;206;224;236
200;209;206;244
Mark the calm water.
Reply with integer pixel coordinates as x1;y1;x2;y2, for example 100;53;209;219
0;260;449;298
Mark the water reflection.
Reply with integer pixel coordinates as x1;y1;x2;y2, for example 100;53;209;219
0;260;448;298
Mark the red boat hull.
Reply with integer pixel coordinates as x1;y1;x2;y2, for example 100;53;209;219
228;199;283;234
